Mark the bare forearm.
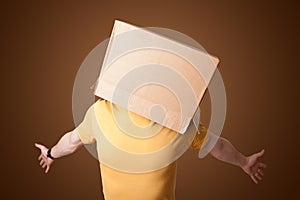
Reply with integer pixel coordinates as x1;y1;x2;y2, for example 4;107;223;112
210;137;247;168
51;129;82;159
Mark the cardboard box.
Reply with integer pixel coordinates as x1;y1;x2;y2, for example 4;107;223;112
94;20;219;134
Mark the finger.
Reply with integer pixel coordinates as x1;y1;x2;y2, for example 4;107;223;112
45;166;50;173
258;169;264;176
255;173;263;181
39;154;47;162
259;163;267;168
250;175;258;184
255;149;265;158
42;162;47;168
40;159;45;166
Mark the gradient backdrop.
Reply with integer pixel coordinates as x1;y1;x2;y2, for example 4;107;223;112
1;0;299;199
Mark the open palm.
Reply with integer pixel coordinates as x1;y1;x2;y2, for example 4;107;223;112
242;149;267;184
35;143;54;173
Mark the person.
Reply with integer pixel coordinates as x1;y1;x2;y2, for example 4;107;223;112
35;99;266;200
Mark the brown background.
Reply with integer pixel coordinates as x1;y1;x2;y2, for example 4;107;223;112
1;0;299;199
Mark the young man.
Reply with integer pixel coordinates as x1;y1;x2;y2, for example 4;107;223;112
35;99;266;200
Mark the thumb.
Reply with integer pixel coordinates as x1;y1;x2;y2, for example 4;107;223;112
255;149;265;158
35;143;44;150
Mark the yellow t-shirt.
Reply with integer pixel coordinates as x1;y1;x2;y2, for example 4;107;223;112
77;99;208;200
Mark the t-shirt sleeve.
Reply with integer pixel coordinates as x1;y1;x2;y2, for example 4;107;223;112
76;103;96;144
190;123;210;150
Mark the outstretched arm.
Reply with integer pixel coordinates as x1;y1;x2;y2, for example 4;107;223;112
210;137;266;184
35;128;83;173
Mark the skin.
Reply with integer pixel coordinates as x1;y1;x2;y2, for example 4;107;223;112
35;128;266;184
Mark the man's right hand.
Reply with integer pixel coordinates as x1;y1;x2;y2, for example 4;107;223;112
35;143;54;173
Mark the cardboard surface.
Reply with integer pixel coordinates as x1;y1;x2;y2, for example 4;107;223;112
94;20;219;134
